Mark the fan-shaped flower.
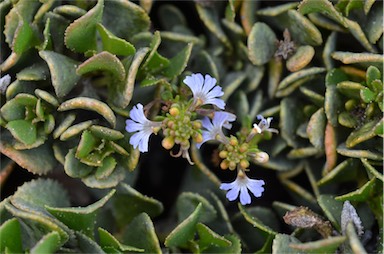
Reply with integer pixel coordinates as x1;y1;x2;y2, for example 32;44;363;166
253;115;278;134
197;111;236;148
125;103;162;152
220;171;265;205
184;73;225;109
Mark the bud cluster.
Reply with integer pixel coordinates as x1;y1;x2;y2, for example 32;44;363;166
219;136;250;170
161;104;203;152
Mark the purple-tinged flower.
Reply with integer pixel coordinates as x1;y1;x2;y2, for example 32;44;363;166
197;111;236;148
220;171;265;205
184;73;225;109
125;103;162;152
253;115;278;134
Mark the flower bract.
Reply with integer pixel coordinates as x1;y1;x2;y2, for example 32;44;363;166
184;73;225;109
220;171;265;205
125;103;162;152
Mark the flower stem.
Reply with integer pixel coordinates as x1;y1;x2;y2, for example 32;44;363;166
190;144;221;187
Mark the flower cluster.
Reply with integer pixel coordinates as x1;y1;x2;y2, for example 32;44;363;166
125;73;278;205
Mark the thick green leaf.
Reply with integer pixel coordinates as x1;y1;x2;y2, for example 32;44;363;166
95;156;117;180
176;192;217;223
205;234;242;253
272;234;304;254
39;50;80;98
35;89;59;108
77;51;126;82
158;5;186;31
12;11;40;54
112;183;163;228
162;43;193;78
256;2;299;16
360;87;376;103
286;45;315;72
307;108;326;150
366;66;381;88
1;98;27;122
97;23;136;56
280;97;305;148
76;232;105;254
325;69;348;126
3;0;40;47
17;62;50;81
346;223;367;254
0;218;23;253
0;133;57;175
331;52;384;64
11;178;70;216
60;121;94;142
247;22;277;66
76;130;99;159
111;47;149;108
298;0;346;27
336;178;378;202
122;213;162;254
237;204;278;235
4;202;71;246
195;3;231;49
337;143;383;161
165;203;202;248
346;118;381;148
361;158;384;182
64;148;94;178
46;190;115;238
58;97;116;128
317;195;343;231
98;228;143;252
81;164;125;189
318;159;359;186
285;10;323;46
65;0;104;53
366;3;383;44
89;125;124;141
278;67;326;90
289;236;346;254
30;232;62;254
103;0;150;41
53;114;76;139
6;119;36;145
196;223;231;250
344;18;376;53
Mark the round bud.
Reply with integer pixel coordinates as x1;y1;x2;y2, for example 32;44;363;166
229;136;238;146
219;150;228;159
239;159;249;169
194;133;203;143
220;160;229;170
229;161;237;170
162;136;175;150
169;107;180;116
239;143;249;153
255;151;269;163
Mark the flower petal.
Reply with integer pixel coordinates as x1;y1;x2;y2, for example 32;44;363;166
239;186;251;205
226;186;240;201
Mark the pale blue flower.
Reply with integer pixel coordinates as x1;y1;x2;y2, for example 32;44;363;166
253;115;278;134
125;103;162;152
220;172;265;205
197;111;236;148
184;73;225;109
0;74;11;94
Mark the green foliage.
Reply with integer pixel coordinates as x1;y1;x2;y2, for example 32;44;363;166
1;0;382;253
